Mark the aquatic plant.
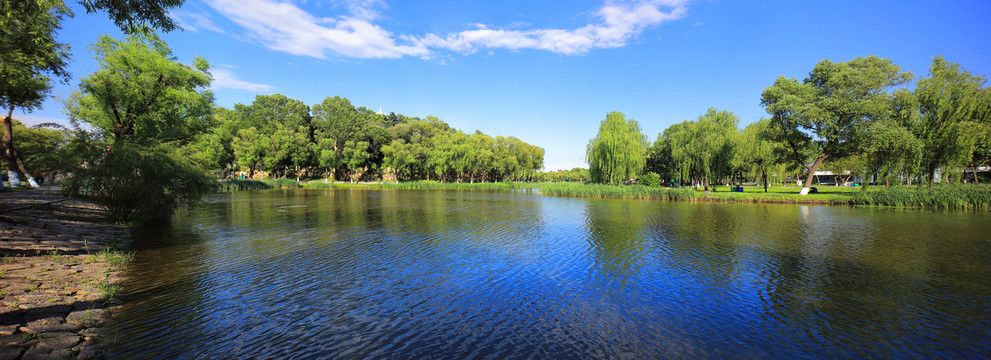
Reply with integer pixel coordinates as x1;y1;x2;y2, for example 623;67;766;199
851;184;991;210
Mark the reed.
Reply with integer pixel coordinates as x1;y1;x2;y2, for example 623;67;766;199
539;183;697;200
217;178;301;191
850;184;991;210
302;181;537;190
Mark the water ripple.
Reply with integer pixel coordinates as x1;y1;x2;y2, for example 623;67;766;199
109;190;991;359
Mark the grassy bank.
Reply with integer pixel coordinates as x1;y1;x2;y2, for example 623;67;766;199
540;182;991;209
219;179;991;210
217;178;301;191
540;183;697;200
540;183;852;203
302;181;541;190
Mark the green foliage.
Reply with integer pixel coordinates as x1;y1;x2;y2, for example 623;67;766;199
860;120;922;186
541;183;697;200
62;143;214;222
97;248;134;269
95;279;122;299
665;108;740;190
761;56;913;193
61;34;215;222
302;181;526;190
66;33;213;145
586;111;647;184
79;0;184;34
217;178;301;191
533;168;589;183
0;0;72;112
639;172;661;187
736;118;790;192
0;121;68;177
914;56;990;183
851;184;991;210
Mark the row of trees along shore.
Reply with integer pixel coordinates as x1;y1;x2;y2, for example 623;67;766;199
587;56;990;195
2;29;542;221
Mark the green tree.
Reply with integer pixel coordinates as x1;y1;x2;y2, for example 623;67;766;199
229;94;312;178
914;56;990;184
586;111;647;184
665;108;740;190
861;120;922;187
738;118;787;192
0;0;71;188
312;96;364;179
1;0;185;189
761;56;912;195
78;0;184;33
66;34;213;145
63;34;214;222
233;127;264;178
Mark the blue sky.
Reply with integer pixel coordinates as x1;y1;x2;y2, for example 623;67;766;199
21;0;991;170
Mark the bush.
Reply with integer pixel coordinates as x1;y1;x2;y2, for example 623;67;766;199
639;172;661;187
62;143;215;222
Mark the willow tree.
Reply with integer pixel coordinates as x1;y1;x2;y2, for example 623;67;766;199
666;108;740;190
914;56;990;184
586;111;647;184
738;118;787;192
761;56;912;195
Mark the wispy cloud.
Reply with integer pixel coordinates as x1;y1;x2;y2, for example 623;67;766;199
204;0;428;59
210;68;275;92
171;9;225;33
202;0;688;59
415;0;688;55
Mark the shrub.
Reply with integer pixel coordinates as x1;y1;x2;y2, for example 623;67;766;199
639;172;661;187
62;143;214;222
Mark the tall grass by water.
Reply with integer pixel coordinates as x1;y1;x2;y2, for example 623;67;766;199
851;184;991;210
302;181;539;190
540;183;697;200
217;179;301;191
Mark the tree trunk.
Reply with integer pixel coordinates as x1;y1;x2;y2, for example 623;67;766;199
2;108;39;188
972;162;980;184
799;155;828;195
762;169;769;193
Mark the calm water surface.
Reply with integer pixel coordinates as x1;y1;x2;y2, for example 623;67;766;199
111;189;991;359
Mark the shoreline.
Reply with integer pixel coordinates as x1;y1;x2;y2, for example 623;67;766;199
0;189;130;360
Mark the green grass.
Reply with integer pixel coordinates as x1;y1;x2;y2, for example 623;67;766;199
95;279;122;299
540;183;859;204
539;183;697;200
302;180;541;190
217;178;302;191
97;248;134;269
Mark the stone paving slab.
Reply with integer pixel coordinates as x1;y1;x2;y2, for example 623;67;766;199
1;190;127;360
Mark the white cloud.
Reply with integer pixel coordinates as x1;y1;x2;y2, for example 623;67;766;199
417;0;689;55
210;68;275;92
171;8;225;33
203;0;688;59
205;0;428;59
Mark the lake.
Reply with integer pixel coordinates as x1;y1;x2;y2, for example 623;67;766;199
110;189;991;359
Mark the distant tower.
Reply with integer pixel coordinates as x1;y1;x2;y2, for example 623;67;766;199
376;107;384;115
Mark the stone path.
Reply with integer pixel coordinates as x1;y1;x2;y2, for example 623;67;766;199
0;190;127;360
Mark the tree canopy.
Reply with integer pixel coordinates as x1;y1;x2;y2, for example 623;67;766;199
62;33;215;221
586;111;647;184
914;56;991;183
761;56;913;195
